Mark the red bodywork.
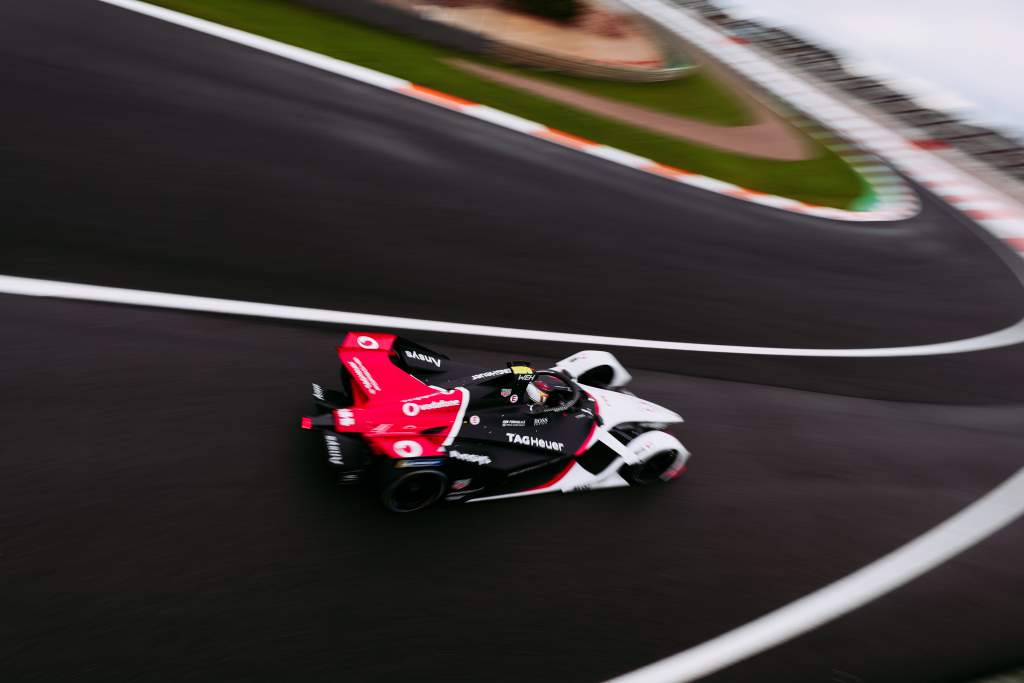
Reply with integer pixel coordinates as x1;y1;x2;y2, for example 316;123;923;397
332;332;466;459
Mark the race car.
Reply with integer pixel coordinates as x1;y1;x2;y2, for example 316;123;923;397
301;332;691;512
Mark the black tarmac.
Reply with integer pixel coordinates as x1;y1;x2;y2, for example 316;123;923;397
1;2;1022;682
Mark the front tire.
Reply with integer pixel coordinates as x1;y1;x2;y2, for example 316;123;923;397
380;469;448;513
620;430;689;485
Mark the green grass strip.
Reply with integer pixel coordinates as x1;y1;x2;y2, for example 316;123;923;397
150;0;865;209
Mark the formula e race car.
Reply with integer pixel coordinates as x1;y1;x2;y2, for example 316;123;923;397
301;332;691;512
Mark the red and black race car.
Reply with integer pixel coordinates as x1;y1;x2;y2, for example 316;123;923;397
301;332;691;512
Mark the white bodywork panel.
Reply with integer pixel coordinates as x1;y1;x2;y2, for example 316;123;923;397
554;350;632;389
581;384;683;430
471;428;688;503
468;362;687;504
626;430;690;480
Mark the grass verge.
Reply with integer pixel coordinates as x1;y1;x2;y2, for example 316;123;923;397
513;65;754;126
149;0;865;208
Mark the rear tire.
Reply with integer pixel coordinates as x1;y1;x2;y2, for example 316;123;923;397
380;469;447;513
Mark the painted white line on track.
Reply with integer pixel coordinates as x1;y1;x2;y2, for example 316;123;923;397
3;274;1024;358
603;466;1024;683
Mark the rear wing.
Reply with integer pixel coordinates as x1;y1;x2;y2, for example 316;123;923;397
337;331;452;405
339;332;449;373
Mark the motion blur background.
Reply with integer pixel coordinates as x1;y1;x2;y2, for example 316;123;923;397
2;1;1023;682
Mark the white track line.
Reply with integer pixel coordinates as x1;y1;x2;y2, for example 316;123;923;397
603;466;1024;683
4;274;1024;357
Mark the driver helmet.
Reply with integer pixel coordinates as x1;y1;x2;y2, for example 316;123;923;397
526;379;554;406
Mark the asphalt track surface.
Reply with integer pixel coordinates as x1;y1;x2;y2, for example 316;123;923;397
1;2;1022;682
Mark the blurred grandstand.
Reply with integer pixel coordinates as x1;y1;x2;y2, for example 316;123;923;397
673;0;1024;185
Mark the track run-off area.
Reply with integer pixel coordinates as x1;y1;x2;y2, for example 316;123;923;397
1;1;1022;682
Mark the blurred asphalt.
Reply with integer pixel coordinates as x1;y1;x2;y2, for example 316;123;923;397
1;1;1022;682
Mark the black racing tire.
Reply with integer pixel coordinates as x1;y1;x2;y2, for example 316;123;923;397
380;469;448;513
621;450;683;486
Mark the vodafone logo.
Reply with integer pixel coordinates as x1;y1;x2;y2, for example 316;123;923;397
402;398;459;417
356;335;379;350
394;440;423;458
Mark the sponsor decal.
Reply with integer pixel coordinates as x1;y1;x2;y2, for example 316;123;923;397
395;458;443;468
394;440;424;458
515;374;536;382
336;409;356;427
448;450;492;466
468;415;480;426
451;478;472;491
356;335;379;350
370;423;392;433
471;368;512;381
505;433;564;452
502;419;527;427
347;357;380;395
324;433;344;465
510;394;519;404
401;398;460;417
500;388;512;398
402;391;448;403
311;383;324;400
404;349;441;368
533;417;549;426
